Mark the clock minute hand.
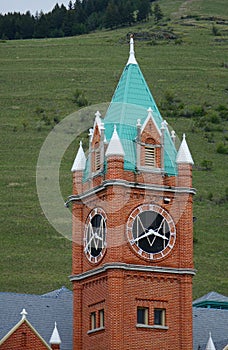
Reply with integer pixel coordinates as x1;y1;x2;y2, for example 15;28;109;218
133;229;154;243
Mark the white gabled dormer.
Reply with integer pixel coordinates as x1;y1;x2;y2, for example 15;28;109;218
105;125;125;157
71;141;86;172
176;134;194;165
137;108;163;171
141;107;162;137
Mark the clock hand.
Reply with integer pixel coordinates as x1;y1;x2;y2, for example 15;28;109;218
152;231;169;240
155;217;166;234
85;232;95;250
94;231;103;240
133;228;154;242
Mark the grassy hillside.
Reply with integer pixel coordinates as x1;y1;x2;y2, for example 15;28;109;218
0;0;227;298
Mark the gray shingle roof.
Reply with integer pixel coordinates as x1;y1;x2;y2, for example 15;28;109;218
193;291;228;305
1;287;227;350
0;286;72;350
193;307;228;350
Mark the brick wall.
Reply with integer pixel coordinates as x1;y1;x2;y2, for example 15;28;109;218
0;321;50;350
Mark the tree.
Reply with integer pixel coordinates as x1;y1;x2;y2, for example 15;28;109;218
104;0;119;29
154;3;163;23
137;0;151;22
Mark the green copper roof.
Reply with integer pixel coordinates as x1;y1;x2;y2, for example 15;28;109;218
103;60;177;176
83;39;177;181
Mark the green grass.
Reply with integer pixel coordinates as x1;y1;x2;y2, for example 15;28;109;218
0;0;227;298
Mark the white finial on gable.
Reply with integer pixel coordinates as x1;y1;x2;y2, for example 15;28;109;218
49;322;61;345
171;130;176;142
95;110;101;119
161;119;168;130
20;308;28;320
127;35;138;65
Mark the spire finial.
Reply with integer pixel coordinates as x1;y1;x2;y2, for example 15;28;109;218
127;34;137;65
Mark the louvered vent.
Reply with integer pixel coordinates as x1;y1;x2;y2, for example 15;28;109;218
145;146;155;167
95;149;100;171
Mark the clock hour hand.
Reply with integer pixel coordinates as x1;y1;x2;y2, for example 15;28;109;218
152;230;168;240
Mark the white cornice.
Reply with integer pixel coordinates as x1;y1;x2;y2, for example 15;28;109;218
65;179;196;206
69;262;196;282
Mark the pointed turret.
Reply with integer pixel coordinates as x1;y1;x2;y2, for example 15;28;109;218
105;125;125;179
71;141;86;172
206;332;216;350
176;134;194;187
49;322;61;350
105;125;125;157
176;134;194;165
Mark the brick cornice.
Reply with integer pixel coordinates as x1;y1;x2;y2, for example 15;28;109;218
69;262;196;282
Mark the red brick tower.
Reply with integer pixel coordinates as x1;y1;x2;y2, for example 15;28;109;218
68;37;196;350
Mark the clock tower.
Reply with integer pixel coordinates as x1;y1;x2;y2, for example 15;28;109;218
68;36;196;350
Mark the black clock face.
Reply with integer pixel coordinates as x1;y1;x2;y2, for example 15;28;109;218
84;208;106;263
126;204;176;261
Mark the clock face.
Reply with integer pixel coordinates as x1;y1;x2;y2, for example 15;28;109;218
126;204;176;261
84;208;107;263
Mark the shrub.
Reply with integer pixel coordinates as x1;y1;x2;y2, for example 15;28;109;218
201;159;213;171
212;24;221;36
73;89;89;107
216;142;228;154
206;110;221;124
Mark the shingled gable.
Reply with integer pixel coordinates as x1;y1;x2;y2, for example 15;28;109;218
0;309;52;349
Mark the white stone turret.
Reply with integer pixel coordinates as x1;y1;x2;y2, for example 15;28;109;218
105;125;125;157
176;134;194;165
206;332;216;350
71;141;86;172
49;322;61;346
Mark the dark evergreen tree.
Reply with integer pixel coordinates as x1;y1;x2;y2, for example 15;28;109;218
104;0;120;29
137;0;151;22
33;12;49;38
154;3;163;23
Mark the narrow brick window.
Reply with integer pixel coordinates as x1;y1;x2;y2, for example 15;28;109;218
99;309;104;328
145;146;155;167
154;308;166;326
90;312;96;330
137;307;149;325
